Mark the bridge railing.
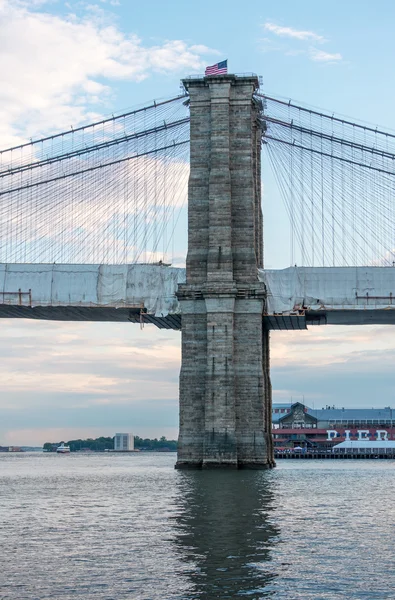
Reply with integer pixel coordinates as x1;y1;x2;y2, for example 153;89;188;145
183;72;259;79
1;290;32;307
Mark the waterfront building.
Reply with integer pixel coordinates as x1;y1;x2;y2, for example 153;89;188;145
272;402;395;450
114;433;134;452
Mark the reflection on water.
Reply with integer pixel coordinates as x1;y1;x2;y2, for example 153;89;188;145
173;471;280;599
2;454;395;599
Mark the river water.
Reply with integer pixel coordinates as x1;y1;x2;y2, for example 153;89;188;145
0;453;394;599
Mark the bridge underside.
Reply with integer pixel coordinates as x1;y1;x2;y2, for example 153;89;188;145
3;306;395;329
266;309;395;329
0;305;183;328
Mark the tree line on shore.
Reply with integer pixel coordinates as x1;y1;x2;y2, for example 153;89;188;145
43;436;177;452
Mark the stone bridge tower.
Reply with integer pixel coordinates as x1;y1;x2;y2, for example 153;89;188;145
176;74;274;469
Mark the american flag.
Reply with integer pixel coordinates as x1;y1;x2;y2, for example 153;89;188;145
205;60;228;76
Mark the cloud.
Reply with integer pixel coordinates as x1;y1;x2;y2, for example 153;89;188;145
271;324;395;369
259;36;284;54
309;48;342;63
0;1;193;267
0;0;216;147
0;320;181;402
263;22;325;43
0;318;182;443
2;318;395;445
270;324;395;408
261;21;342;64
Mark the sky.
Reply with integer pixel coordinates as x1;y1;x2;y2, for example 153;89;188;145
1;0;395;445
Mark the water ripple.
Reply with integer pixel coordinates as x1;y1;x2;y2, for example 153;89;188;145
0;453;394;598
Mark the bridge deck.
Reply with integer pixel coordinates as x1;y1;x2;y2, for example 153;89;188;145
1;264;395;330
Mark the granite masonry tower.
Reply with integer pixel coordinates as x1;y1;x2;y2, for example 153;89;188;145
176;74;274;469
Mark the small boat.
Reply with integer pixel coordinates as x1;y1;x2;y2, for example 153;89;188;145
56;443;71;454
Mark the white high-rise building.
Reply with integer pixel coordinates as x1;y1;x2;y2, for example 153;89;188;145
114;433;134;451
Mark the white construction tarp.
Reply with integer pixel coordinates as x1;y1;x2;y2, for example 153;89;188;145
333;440;395;449
0;264;186;316
3;263;395;318
260;266;395;314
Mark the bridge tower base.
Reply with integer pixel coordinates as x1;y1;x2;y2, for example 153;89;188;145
176;75;274;469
